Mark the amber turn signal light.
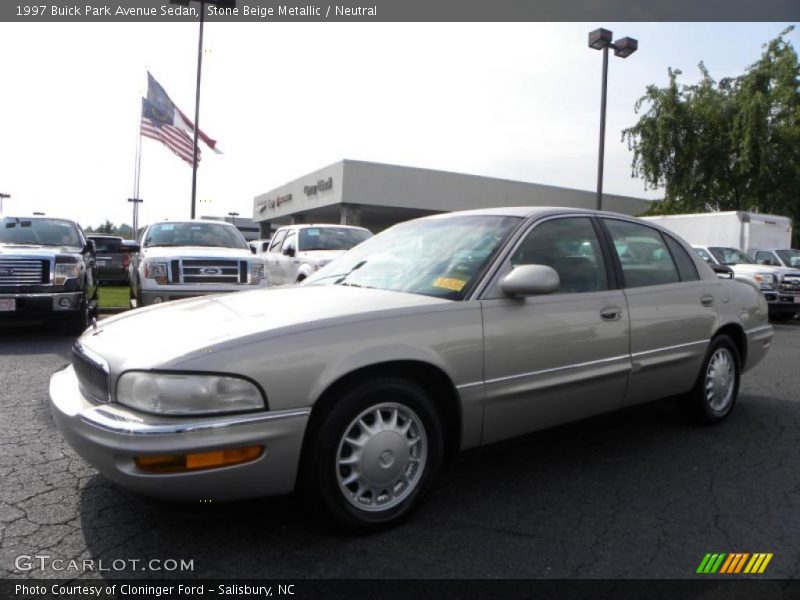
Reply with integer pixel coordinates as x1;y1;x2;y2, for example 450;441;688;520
135;446;263;473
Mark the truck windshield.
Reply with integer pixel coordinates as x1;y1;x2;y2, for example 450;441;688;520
1;217;82;247
298;227;372;252
709;247;754;265
144;222;248;249
777;249;800;268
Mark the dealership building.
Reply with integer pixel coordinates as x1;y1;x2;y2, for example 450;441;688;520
252;160;651;237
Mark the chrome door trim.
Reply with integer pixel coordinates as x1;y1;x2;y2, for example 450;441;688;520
484;353;631;386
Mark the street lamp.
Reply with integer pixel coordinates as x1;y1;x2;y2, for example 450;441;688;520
170;0;236;219
227;211;239;224
0;193;9;213
588;28;638;211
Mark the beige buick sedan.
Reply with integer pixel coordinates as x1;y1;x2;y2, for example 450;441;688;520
49;208;772;529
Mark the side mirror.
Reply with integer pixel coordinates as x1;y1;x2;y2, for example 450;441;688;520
125;242;140;254
283;246;296;258
250;246;257;254
499;265;560;297
84;239;96;254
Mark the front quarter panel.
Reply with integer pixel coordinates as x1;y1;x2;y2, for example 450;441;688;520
166;302;485;447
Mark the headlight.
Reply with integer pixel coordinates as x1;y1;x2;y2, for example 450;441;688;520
248;261;265;284
116;371;265;415
754;272;777;290
55;263;81;285
144;262;168;285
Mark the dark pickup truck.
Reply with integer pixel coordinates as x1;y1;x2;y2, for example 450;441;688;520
0;215;98;334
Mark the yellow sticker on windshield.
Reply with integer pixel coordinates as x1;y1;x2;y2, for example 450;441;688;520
433;277;467;292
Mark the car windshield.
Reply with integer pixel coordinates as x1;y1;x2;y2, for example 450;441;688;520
0;217;82;247
144;222;248;249
776;249;800;268
305;215;521;300
709;247;753;265
298;227;372;252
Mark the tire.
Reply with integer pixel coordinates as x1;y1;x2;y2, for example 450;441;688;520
64;292;90;336
680;334;741;424
299;378;444;531
770;312;795;323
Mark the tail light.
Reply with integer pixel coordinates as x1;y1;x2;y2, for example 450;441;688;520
122;252;130;269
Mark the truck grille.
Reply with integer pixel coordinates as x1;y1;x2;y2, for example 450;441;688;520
0;259;47;285
72;343;110;403
780;274;800;293
175;259;246;284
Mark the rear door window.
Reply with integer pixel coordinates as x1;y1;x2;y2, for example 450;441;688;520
603;219;680;288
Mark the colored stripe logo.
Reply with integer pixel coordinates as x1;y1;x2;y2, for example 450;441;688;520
697;553;773;574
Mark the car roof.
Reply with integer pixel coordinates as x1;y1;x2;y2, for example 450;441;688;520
87;234;123;239
146;219;239;227
421;206;640;220
281;223;370;230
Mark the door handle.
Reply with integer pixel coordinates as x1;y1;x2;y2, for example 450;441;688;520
600;306;622;321
701;295;714;307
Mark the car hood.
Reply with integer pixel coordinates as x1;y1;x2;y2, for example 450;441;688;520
731;264;800;277
298;250;347;264
82;285;452;370
142;246;253;259
0;244;80;257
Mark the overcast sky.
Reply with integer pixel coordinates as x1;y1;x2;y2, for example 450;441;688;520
0;22;796;229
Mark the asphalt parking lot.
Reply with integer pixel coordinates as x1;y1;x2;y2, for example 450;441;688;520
1;321;799;580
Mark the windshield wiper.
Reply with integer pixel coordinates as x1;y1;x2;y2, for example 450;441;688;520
145;243;178;247
310;260;368;284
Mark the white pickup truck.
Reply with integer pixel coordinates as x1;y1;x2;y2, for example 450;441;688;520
130;220;267;307
643;212;800;321
692;245;800;321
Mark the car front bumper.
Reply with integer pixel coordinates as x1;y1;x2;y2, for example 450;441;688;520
140;286;264;306
49;365;309;502
0;292;83;317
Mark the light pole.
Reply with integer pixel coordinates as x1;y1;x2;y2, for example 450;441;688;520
0;193;9;213
227;211;239;224
170;0;236;220
588;28;638;211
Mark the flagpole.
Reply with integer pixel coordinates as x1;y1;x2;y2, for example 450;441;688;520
133;130;143;234
190;0;206;220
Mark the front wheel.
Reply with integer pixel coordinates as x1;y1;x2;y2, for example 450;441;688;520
64;292;90;336
680;334;741;424
299;378;443;531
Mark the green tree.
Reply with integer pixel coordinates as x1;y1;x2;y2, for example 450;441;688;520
623;28;800;244
96;219;116;234
117;224;134;239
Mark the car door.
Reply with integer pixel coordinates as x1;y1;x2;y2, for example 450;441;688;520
265;228;287;285
600;218;719;406
480;215;631;444
277;230;299;284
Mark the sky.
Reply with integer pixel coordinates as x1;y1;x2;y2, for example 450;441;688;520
0;21;796;229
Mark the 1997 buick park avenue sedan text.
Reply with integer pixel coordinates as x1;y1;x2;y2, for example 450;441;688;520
50;208;772;529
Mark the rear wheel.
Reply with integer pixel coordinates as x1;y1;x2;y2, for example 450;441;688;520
680;334;740;424
299;378;443;531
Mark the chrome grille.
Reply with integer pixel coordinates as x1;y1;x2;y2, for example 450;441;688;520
0;259;46;285
779;274;800;292
72;343;110;403
178;259;244;284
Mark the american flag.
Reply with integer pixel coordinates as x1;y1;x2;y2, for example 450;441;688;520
139;73;220;166
140;98;200;166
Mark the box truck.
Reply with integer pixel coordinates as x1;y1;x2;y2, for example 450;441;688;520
643;211;799;321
